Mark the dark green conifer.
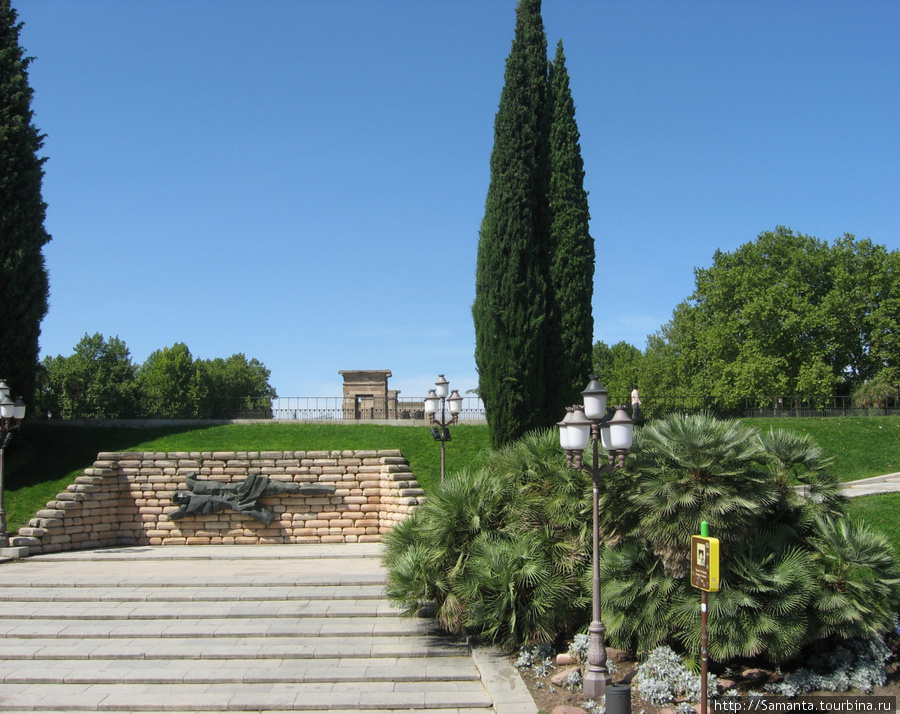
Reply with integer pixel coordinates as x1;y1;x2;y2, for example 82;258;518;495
473;0;553;448
547;40;594;415
0;0;51;401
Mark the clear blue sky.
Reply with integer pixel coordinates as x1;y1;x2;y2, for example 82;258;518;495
15;1;900;399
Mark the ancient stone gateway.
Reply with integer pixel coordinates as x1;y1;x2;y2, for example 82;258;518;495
339;369;401;419
15;450;425;555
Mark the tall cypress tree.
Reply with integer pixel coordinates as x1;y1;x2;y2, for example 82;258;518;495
473;0;552;448
547;40;594;415
0;0;50;402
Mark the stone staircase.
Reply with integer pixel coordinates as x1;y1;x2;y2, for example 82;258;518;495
0;544;505;713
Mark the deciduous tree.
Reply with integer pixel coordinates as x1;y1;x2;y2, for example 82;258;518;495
656;227;900;398
37;333;137;418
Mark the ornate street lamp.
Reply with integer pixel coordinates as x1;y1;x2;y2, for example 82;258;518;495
557;375;634;698
0;380;27;547
424;375;463;483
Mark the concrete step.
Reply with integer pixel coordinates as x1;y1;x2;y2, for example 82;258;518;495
0;656;483;684
0;584;388;602
0;681;494;711
23;711;494;714
0;615;437;638
0;545;501;712
0;598;399;619
0;633;471;660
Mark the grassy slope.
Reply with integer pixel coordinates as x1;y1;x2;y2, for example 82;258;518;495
5;416;899;544
4;422;492;533
742;416;900;482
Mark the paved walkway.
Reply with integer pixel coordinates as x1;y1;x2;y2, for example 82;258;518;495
0;544;536;714
840;472;900;497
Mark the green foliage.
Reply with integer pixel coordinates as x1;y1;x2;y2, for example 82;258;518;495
650;228;900;398
599;413;900;663
36;334;276;419
853;368;900;409
742;417;900;483
592;341;643;406
592;228;900;404
846;492;900;552
385;414;900;663
193;354;275;418
137;343;197;418
473;0;553;449
36;333;138;418
547;40;593;417
383;430;591;648
0;1;51;401
473;2;594;448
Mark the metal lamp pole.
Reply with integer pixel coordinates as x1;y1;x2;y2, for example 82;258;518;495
424;375;463;483
558;376;634;699
0;380;27;548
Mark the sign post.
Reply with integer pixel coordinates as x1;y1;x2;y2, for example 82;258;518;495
691;521;720;713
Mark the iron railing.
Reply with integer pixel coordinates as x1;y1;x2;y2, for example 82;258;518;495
634;394;900;420
259;396;487;422
166;395;900;421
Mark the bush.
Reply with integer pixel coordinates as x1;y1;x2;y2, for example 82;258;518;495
635;646;717;706
383;414;900;663
382;430;591;648
600;414;900;664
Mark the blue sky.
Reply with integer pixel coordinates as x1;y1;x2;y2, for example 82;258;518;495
15;1;900;399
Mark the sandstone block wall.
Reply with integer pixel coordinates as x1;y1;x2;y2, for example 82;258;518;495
14;450;425;554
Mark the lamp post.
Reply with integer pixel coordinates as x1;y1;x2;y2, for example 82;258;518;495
0;380;27;548
558;376;634;698
424;375;463;483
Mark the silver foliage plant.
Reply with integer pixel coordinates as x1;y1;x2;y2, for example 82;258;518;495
765;636;890;697
635;646;718;706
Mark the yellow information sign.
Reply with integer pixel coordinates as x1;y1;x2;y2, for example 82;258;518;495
690;535;720;592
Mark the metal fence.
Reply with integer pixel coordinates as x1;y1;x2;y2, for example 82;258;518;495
637;394;900;420
220;395;900;421
260;396;486;422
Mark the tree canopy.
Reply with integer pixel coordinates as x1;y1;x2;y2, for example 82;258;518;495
36;334;276;419
594;227;900;405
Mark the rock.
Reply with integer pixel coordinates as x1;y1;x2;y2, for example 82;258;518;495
718;678;737;692
550;666;581;687
551;707;588;714
556;653;574;666
606;647;629;663
741;668;768;683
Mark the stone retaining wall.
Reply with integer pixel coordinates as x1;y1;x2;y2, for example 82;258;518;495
14;450;425;555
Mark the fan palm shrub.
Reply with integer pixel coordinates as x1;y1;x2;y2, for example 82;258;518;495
600;413;900;664
383;414;900;664
383;430;591;648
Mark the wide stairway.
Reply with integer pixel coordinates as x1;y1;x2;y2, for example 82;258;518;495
0;544;499;713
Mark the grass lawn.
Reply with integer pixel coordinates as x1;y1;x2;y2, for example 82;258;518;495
4;416;900;545
846;492;900;550
3;422;492;533
742;416;900;482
